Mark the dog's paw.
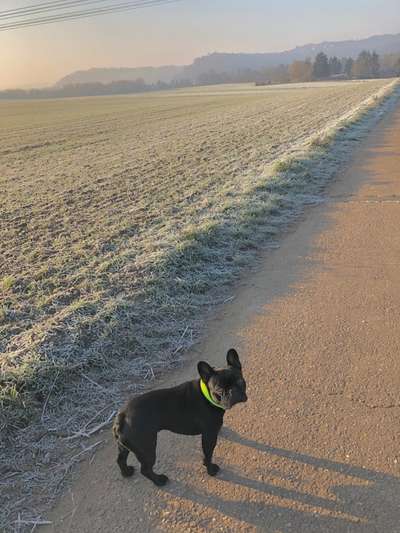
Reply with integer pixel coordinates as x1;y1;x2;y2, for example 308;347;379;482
153;474;169;486
121;466;135;478
207;463;220;476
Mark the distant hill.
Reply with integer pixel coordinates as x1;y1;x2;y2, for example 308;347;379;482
288;32;400;59
57;33;400;86
185;33;400;78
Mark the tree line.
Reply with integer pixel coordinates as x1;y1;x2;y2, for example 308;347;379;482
202;51;400;86
0;78;192;100
287;50;386;83
1;50;399;100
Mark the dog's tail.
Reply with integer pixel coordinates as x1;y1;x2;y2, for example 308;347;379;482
112;411;125;441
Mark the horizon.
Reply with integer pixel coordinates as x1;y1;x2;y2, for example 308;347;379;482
0;0;399;90
4;30;400;91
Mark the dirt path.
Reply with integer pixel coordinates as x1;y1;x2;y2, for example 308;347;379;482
42;105;400;533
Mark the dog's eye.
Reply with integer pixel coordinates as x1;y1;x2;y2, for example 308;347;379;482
214;393;222;402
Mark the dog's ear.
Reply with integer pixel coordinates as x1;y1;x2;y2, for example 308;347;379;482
226;348;242;371
197;361;215;382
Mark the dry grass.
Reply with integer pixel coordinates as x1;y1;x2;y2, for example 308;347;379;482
0;79;399;531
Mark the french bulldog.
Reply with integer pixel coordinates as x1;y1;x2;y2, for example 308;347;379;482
113;348;247;486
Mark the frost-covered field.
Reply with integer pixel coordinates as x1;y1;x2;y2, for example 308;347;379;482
0;79;397;417
0;78;399;530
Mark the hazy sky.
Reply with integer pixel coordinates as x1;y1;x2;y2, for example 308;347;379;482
1;0;399;89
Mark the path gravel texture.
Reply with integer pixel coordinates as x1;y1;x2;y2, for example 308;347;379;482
42;104;400;532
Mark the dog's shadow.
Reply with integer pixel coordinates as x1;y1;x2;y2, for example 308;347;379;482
161;428;400;532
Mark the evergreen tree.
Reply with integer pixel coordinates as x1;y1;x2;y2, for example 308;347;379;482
328;56;342;75
343;57;354;78
371;51;380;78
313;52;330;79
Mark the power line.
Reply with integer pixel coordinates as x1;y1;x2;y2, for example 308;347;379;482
0;1;113;20
0;0;182;31
0;0;177;21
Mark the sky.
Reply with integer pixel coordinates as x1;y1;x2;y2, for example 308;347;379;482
0;0;399;89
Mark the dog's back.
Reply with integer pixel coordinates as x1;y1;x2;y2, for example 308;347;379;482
115;380;219;437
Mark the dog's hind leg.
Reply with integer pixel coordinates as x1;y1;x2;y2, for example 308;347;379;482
117;442;135;477
133;433;169;487
114;412;134;477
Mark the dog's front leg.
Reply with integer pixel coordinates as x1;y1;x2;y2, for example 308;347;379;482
202;431;220;476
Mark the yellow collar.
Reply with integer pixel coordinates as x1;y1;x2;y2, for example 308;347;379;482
200;379;225;409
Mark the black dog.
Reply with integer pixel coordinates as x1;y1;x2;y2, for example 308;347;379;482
113;348;247;486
